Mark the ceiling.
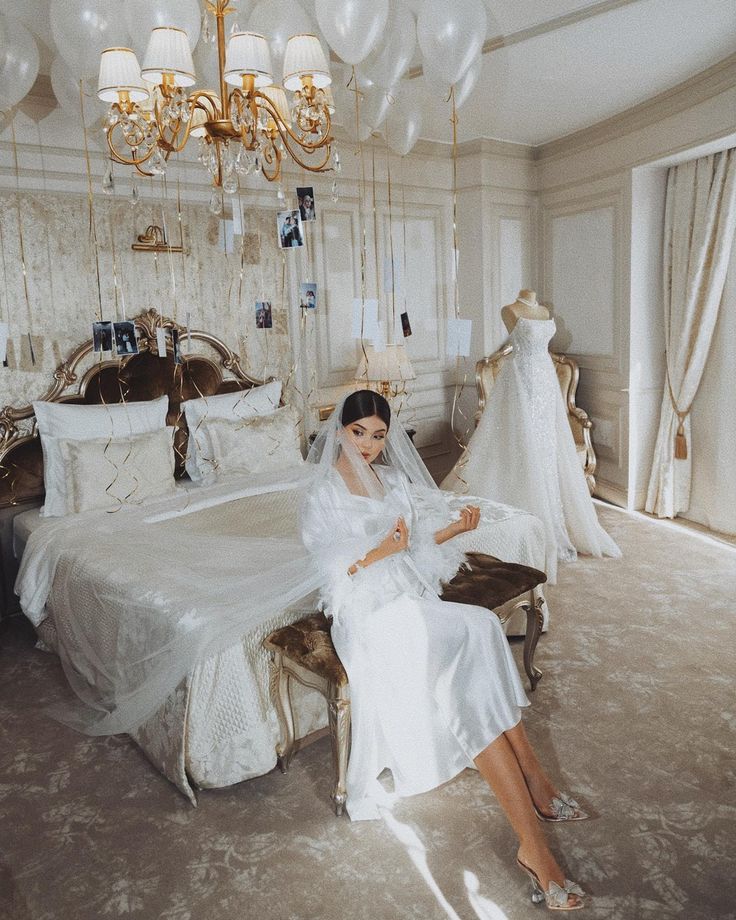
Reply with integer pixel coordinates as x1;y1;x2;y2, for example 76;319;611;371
10;0;736;150
399;0;736;146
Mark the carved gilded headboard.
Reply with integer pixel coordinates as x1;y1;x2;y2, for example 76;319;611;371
0;308;270;509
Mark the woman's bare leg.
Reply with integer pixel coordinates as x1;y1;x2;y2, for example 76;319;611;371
474;732;581;904
503;722;567;816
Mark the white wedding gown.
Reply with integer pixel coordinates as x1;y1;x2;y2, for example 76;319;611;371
301;467;529;821
442;317;620;584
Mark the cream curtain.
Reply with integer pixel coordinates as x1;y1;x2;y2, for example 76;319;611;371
645;148;736;518
685;243;736;535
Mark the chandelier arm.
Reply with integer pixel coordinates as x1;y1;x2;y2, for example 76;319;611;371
259;139;282;183
271;118;333;173
252;91;333;155
106;123;156;168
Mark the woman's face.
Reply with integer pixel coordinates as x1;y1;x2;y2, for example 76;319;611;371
343;414;387;464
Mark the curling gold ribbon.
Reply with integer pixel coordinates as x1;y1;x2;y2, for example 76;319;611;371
78;82;104;323
9;120;36;354
348;66;370;381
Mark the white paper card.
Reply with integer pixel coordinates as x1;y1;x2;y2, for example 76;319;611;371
232;204;242;236
446;317;472;357
0;322;8;364
352;298;380;341
218;219;234;253
155;327;167;357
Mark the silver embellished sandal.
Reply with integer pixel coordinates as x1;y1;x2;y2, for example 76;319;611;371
517;858;587;911
533;791;590;822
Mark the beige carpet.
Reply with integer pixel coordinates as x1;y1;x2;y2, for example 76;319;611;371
1;506;735;920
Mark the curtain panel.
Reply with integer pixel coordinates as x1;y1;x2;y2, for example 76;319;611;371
645;148;736;518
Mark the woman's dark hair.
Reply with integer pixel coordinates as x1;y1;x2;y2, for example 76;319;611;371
341;389;391;429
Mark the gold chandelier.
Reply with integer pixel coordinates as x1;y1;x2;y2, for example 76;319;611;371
97;0;337;196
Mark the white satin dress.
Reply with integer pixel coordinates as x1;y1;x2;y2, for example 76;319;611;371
301;467;529;821
442;317;620;583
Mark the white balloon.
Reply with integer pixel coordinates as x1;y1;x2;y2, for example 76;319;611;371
424;52;482;109
358;2;416;90
125;0;201;59
0;18;40;110
417;0;486;86
315;0;389;66
361;86;394;131
0;0;54;50
248;0;315;80
50;56;98;118
386;94;422;156
50;0;129;81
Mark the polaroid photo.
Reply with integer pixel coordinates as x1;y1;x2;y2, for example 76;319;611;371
297;186;316;222
299;281;317;310
0;322;8;366
256;301;273;329
277;209;304;249
113;320;139;356
400;312;412;337
92;320;114;353
155;327;167;358
169;328;183;365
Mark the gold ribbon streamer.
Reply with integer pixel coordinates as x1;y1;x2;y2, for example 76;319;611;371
78;82;104;323
9;119;36;352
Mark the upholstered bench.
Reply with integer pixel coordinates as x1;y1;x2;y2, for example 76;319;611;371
264;552;547;815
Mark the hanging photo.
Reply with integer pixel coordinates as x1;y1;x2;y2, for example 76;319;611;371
113;321;139;356
92;320;114;353
0;322;8;366
277;209;304;249
256;301;273;329
297;186;316;221
299;282;317;310
400;312;412;337
169;327;183;365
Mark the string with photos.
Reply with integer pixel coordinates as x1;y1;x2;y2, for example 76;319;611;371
0;179;18;504
384;132;415;426
298;167;318;420
9;119;36;365
448;85;471;481
348;67;371;381
79;86;137;510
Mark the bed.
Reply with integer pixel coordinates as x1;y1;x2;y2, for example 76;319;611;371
1;309;548;802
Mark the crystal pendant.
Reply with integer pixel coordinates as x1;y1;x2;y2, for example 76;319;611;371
331;179;339;203
209;189;223;215
202;12;211;44
149;147;167;175
102;161;114;194
130;180;139;207
223;174;238;195
333;150;341;173
276;184;285;203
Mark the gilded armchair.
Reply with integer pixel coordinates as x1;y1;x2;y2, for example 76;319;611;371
475;345;597;493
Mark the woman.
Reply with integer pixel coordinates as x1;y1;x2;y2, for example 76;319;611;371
301;390;588;911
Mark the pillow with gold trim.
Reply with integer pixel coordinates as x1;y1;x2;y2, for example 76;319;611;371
204;405;303;478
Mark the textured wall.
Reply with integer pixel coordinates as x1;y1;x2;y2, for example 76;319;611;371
0;189;293;409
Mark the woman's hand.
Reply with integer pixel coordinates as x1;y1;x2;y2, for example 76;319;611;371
435;505;481;544
348;517;409;575
379;516;409;556
453;505;481;535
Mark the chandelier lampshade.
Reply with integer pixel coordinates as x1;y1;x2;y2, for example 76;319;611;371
224;32;273;88
261;84;291;124
97;48;150;104
282;34;331;91
141;27;196;87
189;107;209;138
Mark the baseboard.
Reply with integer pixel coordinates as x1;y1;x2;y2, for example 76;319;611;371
593;479;628;508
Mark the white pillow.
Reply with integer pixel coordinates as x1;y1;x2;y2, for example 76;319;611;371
60;427;177;514
204;405;303;478
182;380;282;482
33;396;169;517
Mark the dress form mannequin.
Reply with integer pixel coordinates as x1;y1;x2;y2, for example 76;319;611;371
501;289;550;333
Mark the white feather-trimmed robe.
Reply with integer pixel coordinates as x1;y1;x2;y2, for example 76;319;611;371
301;467;529;820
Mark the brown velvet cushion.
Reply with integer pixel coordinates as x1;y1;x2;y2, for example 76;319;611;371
266;613;348;687
441;552;547;608
267;554;547;687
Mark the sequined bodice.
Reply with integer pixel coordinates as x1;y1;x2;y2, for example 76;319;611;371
508;317;556;357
